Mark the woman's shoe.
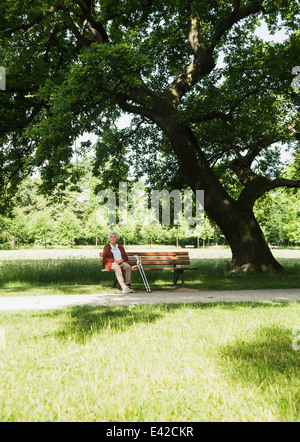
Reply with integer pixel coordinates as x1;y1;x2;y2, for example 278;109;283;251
122;286;134;294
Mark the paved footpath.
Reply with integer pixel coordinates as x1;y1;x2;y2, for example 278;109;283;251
0;288;299;311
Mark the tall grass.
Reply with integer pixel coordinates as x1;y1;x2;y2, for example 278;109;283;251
0;258;100;285
0;257;300;296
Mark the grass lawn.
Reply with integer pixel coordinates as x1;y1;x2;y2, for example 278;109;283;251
0;249;299;421
0;256;300;296
0;302;299;421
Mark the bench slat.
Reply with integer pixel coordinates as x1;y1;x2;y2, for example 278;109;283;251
99;252;189;256
139;261;190;266
100;260;191;265
102;261;190;270
99;252;191;266
101;267;198;272
134;258;189;260
124;252;189;256
128;255;189;262
100;256;189;259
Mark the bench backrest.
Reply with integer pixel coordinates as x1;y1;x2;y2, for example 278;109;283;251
99;251;191;266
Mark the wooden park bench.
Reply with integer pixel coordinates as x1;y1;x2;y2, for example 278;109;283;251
99;251;198;288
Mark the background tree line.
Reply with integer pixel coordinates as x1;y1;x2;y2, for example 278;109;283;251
0;159;299;249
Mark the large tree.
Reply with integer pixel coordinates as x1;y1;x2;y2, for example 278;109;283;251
0;0;299;271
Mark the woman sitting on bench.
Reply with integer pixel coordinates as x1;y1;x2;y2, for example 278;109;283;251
102;232;134;294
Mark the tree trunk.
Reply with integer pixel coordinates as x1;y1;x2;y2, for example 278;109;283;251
215;206;284;272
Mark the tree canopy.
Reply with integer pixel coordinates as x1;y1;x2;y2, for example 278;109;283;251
0;0;299;270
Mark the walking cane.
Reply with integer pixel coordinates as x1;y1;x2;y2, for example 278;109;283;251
132;255;151;293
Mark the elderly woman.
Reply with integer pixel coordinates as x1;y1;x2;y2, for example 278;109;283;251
102;232;133;294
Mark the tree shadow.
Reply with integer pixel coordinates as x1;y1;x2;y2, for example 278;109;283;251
52;304;167;344
219;324;300;385
43;301;295;345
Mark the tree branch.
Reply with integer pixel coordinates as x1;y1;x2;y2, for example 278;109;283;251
233;0;241;14
76;0;109;43
99;0;153;23
164;14;215;105
238;176;300;208
229;136;277;179
5;0;65;34
211;0;264;45
43;23;68;61
164;1;264;106
271;177;300;189
63;12;92;49
118;97;156;122
190;111;233;124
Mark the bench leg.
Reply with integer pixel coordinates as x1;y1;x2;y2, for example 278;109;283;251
113;272;118;288
174;269;184;287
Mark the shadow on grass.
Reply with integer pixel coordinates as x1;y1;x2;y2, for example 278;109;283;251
0;283;115;296
52;304;167;344
219;324;300;383
216;323;300;420
41;301;296;345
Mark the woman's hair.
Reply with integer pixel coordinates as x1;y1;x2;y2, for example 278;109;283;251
108;231;119;241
